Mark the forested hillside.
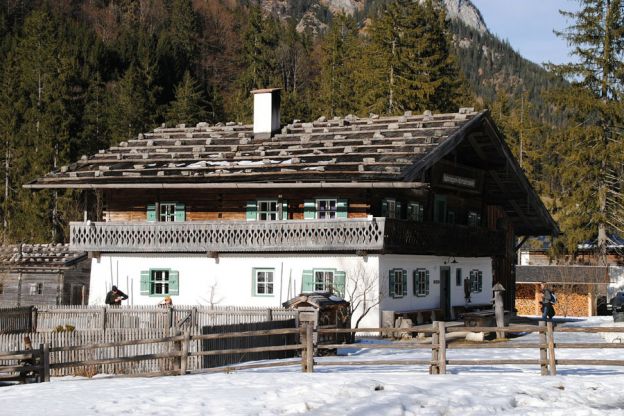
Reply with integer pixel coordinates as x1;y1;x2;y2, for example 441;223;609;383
0;0;620;260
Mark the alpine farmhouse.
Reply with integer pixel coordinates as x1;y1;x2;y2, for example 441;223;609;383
26;89;557;328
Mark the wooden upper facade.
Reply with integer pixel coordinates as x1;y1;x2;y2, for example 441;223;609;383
28;109;558;255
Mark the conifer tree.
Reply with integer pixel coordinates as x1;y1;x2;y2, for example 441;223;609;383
166;70;208;126
359;0;464;115
108;65;153;143
547;0;624;263
317;14;360;118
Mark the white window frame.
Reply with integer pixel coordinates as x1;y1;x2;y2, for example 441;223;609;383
316;199;337;219
314;269;335;292
29;283;43;296
151;270;170;295
159;202;177;222
407;202;424;222
254;268;275;296
386;199;397;219
257;200;279;221
470;269;483;293
390;268;406;298
467;211;481;227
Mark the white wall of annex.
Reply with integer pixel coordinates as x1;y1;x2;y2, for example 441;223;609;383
89;253;381;327
378;255;493;314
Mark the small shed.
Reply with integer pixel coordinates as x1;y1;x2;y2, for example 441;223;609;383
283;293;350;344
0;244;90;307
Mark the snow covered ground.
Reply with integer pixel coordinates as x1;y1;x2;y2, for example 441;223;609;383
2;317;624;415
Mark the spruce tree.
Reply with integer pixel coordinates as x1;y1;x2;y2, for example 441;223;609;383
547;0;624;263
166;70;208;126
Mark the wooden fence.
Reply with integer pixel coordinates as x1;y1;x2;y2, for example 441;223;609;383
0;305;296;334
3;322;624;383
0;306;35;333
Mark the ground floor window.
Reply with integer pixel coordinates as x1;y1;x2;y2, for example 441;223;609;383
470;269;483;293
413;269;429;296
389;268;407;298
29;283;43;295
253;268;274;296
456;268;462;286
301;269;346;296
140;269;180;296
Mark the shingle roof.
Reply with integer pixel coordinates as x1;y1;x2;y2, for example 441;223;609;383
26;109;480;188
516;265;610;284
0;244;87;271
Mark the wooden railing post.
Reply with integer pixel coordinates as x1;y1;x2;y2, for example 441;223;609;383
547;321;556;376
180;331;190;376
438;321;446;374
172;330;182;373
538;321;548;375
305;323;314;373
300;324;307;372
430;321;439;374
40;343;50;382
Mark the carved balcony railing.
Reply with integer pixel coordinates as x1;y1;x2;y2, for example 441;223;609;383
384;219;507;257
70;219;386;253
70;219;507;256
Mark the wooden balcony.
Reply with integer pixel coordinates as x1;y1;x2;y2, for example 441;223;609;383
70;219;506;257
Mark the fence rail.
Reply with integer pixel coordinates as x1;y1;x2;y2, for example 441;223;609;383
2;322;624;383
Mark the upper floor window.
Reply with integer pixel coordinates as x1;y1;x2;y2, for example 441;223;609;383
303;199;348;220
246;200;288;221
147;202;185;222
434;195;447;223
29;283;43;295
407;202;424;222
382;199;402;219
467;211;481;227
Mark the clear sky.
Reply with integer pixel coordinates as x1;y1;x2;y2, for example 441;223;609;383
471;0;580;66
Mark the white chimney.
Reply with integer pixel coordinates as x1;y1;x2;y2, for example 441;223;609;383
252;88;281;137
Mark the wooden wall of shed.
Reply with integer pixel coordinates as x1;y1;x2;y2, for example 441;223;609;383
0;272;20;307
60;263;91;305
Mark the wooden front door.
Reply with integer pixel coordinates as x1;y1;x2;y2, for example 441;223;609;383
439;266;451;320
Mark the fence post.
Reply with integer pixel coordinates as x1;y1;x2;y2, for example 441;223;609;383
430;321;439;374
180;331;190;376
172;330;182;373
538;321;548;375
300;324;307;372
101;307;107;331
31;306;38;333
438;321;446;374
546;321;556;376
40;343;50;383
305;323;314;373
166;308;174;335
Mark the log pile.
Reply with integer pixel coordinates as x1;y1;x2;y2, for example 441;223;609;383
515;283;592;317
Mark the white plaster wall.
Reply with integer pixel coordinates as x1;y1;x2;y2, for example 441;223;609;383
89;253;381;327
378;255;493;314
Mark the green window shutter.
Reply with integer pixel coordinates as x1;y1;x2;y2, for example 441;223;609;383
381;200;389;217
402;269;407;296
336;199;348;219
281;201;288;220
407;203;414;220
333;271;346;296
395;201;402;219
146;204;156;222
140;271;150;295
304;200;316;219
425;270;430;295
174;202;186;222
412;270;417;296
301;270;314;293
477;271;483;292
246;201;257;221
388;270;395;297
168;270;179;295
418;204;424;222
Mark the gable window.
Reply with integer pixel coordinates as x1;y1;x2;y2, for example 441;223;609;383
147;202;185;222
253;268;274;296
469;269;483;293
413;269;430;297
467;211;481;227
389;268;407;298
303;199;348;220
140;269;180;296
247;200;288;221
407;202;424;222
382;199;402;219
29;283;43;295
301;269;346;295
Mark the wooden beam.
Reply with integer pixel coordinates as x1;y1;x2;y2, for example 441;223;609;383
489;171;531;225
